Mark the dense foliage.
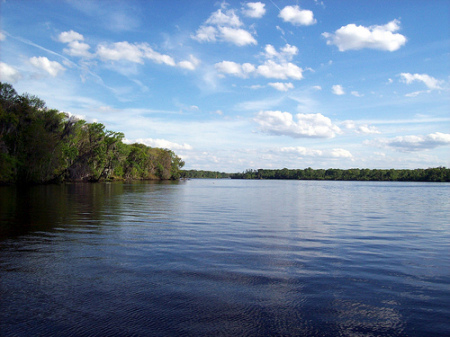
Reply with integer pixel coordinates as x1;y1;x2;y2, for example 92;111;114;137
0;82;184;184
230;167;450;182
180;170;230;179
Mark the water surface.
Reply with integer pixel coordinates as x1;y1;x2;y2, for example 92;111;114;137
1;180;449;336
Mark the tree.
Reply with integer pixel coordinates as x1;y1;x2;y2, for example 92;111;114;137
0;83;186;184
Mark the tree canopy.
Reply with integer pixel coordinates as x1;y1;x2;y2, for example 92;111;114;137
0;82;184;184
230;167;450;182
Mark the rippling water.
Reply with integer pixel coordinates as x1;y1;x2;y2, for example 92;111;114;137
1;180;449;336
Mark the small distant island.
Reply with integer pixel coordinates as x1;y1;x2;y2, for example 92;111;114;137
1;82;448;185
0;82;184;185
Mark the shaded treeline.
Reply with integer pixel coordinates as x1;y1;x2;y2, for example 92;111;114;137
230;168;450;182
180;170;230;179
0;83;184;184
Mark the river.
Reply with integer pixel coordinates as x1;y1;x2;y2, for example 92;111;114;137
1;180;449;336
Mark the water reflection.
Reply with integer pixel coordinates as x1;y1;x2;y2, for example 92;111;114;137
1;180;449;336
0;181;181;239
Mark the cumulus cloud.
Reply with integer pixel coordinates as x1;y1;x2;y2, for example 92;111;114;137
254;111;341;138
280;146;323;156
0;62;22;83
400;73;443;90
206;8;242;27
242;2;266;18
64;40;92;58
215;61;255;78
58;30;84;43
263;44;298;62
192;26;217;42
192;6;257;46
370;132;450;151
322;19;407;51
257;60;303;80
219;26;257;46
332;84;345;95
96;42;176;66
141;45;176;66
268;82;294;91
215;59;303;80
342;120;380;134
129;138;193;151
178;55;201;70
331;148;353;158
279;5;316;26
97;41;144;63
278;146;352;159
29;56;65;77
58;31;93;58
58;30;198;71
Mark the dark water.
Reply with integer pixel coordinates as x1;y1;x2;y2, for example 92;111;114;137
1;180;449;336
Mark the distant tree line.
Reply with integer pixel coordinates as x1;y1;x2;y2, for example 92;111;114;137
0;82;184;185
230;167;450;182
180;170;230;179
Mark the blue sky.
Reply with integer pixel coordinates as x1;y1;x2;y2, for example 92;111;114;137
1;0;449;172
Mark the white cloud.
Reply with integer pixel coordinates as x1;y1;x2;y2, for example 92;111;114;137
96;42;176;66
64;41;92;58
29;56;65;77
219;26;257;46
268;82;294;91
331;148;353;158
254;111;341;138
242;2;266;18
279;5;316;26
280;146;323;156
0;32;5;41
215;61;255;78
400;73;443;90
370;132;450;152
351;91;363;97
332;84;345;95
263;44;298;62
58;30;84;43
342;120;380;134
257;60;303;80
405;90;428;97
322;19;407;51
127;138;193;151
358;125;380;134
97;41;144;63
248;84;265;90
0;62;22;83
206;8;242;27
58;30;92;58
192;26;217;42
192;6;257;46
178;55;201;70
141;45;176;66
192;25;256;46
215;59;303;80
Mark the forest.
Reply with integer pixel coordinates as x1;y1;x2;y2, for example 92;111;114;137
0;82;184;185
229;167;450;182
180;170;230;179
